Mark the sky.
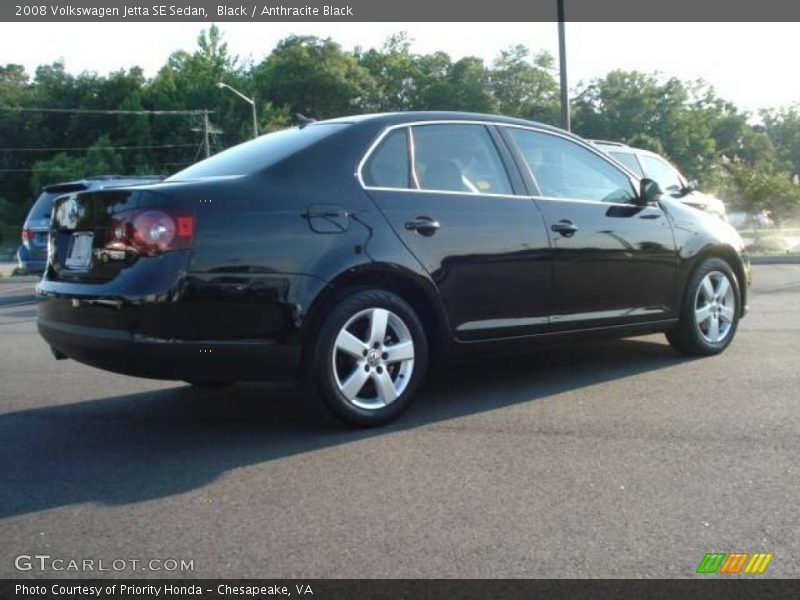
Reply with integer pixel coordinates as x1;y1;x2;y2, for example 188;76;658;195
0;22;797;115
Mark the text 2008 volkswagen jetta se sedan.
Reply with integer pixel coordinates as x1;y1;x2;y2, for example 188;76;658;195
38;112;750;426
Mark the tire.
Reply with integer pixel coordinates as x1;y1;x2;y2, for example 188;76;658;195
666;257;741;356
311;288;429;427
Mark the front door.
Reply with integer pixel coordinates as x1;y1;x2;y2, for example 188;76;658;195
502;126;678;331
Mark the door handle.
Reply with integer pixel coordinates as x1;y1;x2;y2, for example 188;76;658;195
551;220;578;237
405;216;440;237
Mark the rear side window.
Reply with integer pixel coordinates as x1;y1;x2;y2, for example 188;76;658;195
507;128;636;203
168;123;349;180
411;124;513;195
362;128;410;189
609;151;644;177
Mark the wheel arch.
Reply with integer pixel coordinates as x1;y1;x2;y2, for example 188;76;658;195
687;244;749;316
299;263;452;365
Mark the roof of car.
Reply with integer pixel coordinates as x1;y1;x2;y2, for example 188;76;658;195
590;141;672;164
317;110;573;136
590;139;634;151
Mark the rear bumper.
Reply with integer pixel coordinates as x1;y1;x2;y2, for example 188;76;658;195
16;260;46;275
17;245;46;274
34;246;327;382
38;317;302;383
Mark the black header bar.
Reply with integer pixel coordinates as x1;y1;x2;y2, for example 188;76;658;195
3;0;800;22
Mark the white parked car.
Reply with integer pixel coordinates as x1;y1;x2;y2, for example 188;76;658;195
592;140;728;221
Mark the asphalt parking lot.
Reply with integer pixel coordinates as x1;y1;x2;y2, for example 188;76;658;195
0;264;798;579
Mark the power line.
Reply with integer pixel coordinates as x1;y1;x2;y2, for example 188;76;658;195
0;143;198;152
0;161;194;174
0;107;212;115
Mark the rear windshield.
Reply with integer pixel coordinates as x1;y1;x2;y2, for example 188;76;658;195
27;193;58;220
28;185;84;220
608;151;644;177
168;124;348;181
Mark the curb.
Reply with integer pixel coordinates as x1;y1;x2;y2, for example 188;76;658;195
0;275;41;283
750;255;800;265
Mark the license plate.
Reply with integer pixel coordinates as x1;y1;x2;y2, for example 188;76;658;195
65;232;94;269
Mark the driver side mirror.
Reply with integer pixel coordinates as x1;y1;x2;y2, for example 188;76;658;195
683;179;698;193
638;178;662;206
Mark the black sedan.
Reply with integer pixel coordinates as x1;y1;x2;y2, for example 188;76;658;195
37;112;750;426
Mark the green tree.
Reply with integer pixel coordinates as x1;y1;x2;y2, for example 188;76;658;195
30;135;124;192
254;35;376;118
356;32;419;111
3;28;800;241
149;25;247;148
490;45;559;123
439;57;493;112
726;163;800;226
761;105;800;176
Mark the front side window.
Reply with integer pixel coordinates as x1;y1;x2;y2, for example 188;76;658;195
639;154;684;194
362;128;410;189
507;128;636;203
411;124;513;195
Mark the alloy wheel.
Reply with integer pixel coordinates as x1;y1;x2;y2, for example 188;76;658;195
331;307;415;410
694;270;736;344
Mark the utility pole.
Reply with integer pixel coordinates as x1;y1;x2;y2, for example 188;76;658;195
193;112;222;158
203;110;210;158
557;0;570;131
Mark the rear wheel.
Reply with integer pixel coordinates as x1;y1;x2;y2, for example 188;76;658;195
666;257;740;356
312;289;428;427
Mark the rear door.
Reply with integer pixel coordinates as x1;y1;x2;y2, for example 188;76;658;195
361;122;552;340
501;126;678;331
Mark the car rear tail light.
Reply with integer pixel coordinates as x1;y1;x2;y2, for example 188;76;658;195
106;208;195;256
21;228;34;242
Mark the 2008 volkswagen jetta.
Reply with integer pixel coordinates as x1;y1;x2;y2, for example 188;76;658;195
37;112;750;426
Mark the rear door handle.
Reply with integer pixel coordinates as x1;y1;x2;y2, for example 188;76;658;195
405;216;440;237
551;220;578;237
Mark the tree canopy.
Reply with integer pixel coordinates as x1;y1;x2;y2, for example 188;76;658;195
1;25;799;246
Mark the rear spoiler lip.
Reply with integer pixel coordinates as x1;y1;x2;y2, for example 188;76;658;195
43;184;88;194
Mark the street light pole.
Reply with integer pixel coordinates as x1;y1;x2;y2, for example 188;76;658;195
216;82;258;139
557;0;570;131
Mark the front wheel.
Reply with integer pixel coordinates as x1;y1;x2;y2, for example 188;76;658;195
311;289;428;427
666;257;741;356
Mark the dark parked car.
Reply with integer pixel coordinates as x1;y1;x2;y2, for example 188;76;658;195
591;140;728;221
18;175;163;274
37;112;750;426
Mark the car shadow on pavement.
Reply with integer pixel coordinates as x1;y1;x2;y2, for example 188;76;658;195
0;338;691;519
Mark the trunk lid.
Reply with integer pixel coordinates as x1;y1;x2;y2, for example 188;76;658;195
48;188;141;282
